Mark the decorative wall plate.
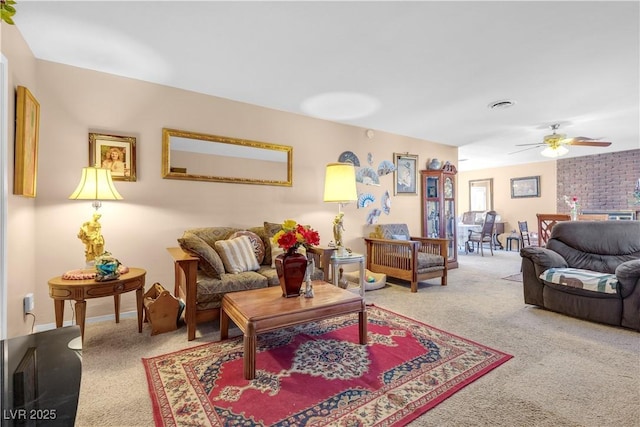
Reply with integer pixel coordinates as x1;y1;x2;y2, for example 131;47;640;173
356;167;380;185
338;151;360;166
358;192;376;209
377;160;396;176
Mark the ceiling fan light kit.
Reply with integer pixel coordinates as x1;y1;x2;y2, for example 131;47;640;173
541;145;569;158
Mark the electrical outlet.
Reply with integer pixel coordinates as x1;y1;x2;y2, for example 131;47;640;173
23;293;34;315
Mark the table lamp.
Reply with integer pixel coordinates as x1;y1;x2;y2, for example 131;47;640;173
69;166;122;266
323;162;357;256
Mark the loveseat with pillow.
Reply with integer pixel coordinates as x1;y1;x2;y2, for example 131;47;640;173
520;220;640;330
168;222;334;340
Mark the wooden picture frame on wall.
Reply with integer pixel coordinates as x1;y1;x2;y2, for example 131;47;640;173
393;153;418;195
89;132;137;181
14;86;40;197
511;175;540;198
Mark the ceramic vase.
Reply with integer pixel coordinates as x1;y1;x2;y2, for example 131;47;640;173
275;249;308;298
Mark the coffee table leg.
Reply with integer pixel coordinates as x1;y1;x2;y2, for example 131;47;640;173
359;309;367;345
244;323;256;380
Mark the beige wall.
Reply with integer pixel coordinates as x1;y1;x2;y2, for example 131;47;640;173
2;24;39;338
2;25;457;337
458;161;558;245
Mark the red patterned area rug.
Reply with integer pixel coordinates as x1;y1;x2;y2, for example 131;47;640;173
143;305;512;426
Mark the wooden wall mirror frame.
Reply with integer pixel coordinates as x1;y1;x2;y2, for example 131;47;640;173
469;178;494;211
161;128;293;186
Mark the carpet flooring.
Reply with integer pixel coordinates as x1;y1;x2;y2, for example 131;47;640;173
142;306;512;426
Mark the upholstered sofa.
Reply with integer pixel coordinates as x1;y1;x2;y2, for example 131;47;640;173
168;222;334;340
520;221;640;330
363;223;447;293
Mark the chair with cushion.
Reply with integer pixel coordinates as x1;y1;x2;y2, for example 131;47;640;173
466;211;497;256
364;224;447;293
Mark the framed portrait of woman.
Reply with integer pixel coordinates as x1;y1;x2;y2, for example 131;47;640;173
89;133;137;181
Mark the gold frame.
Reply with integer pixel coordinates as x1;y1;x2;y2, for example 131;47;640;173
393;153;418;195
14;86;40;197
89;133;137;181
162;128;293;186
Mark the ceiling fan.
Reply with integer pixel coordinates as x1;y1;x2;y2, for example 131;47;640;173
511;123;612;158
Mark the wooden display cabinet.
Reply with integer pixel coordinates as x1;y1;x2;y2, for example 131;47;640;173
421;166;458;269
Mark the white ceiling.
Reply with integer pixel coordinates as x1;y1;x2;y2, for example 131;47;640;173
12;1;640;171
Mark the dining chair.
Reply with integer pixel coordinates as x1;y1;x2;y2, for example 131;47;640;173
536;213;571;247
518;221;538;247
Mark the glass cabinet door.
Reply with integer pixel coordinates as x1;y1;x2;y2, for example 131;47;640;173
426;200;440;238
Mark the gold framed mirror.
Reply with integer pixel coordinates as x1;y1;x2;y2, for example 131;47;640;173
162;128;293;186
469;178;493;211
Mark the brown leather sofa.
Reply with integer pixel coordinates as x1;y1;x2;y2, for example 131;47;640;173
520;221;640;330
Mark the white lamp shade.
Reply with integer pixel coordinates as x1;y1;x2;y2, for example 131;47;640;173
540;145;569;158
323;162;357;203
69;166;123;200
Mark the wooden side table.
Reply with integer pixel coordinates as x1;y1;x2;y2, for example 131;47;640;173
48;267;146;342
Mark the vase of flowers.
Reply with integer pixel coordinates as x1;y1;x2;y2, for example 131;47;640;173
272;220;320;298
564;195;580;220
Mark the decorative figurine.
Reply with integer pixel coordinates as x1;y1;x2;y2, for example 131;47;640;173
77;212;105;265
304;258;314;298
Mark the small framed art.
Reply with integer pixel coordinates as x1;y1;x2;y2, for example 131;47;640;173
393;153;418;195
511;176;540;198
89;133;137;181
14;86;40;197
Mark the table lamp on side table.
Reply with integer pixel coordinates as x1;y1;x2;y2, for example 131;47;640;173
69;166;123;267
323;162;357;257
66;166;123;350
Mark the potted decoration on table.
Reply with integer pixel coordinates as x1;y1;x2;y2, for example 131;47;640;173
272;220;320;297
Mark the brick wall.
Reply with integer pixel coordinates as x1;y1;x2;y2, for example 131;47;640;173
556;149;640;213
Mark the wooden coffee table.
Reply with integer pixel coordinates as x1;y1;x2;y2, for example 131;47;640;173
220;280;367;380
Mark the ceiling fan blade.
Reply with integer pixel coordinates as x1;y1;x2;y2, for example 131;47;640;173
509;146;543;155
573;136;604;141
515;143;545;147
569;140;612;147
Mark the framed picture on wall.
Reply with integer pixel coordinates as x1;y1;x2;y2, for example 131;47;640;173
89;133;137;181
14;86;40;197
511;176;540;198
393;153;418;195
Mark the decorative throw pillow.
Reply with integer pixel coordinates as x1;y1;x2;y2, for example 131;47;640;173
177;232;225;279
214;235;260;274
230;230;265;264
270;241;285;268
264;221;283;238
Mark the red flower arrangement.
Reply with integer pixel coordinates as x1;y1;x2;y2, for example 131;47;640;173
272;220;320;252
